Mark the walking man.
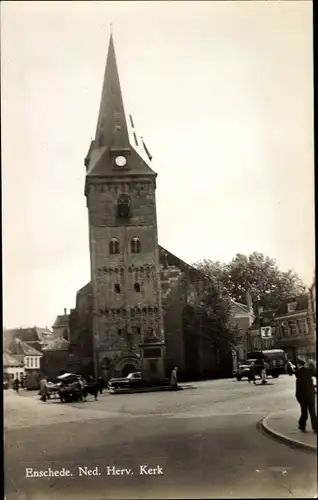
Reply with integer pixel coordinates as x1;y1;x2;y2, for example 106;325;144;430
170;366;179;391
295;359;317;433
39;376;49;402
248;362;256;384
13;378;20;394
261;360;268;384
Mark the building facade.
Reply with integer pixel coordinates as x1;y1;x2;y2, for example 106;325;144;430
274;294;316;362
246;294;316;363
52;309;70;340
84;34;165;381
3;352;25;383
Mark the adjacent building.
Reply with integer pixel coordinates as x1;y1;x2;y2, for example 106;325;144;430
8;338;42;371
3;352;25;384
52;309;70;340
3;327;54;353
246;294;316;363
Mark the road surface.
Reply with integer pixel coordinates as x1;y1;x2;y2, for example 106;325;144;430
4;376;317;499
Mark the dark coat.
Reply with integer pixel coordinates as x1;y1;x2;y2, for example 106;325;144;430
295;366;316;404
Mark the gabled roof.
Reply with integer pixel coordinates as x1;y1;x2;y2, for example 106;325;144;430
3;327;53;349
43;338;70;352
35;327;53;341
231;300;250;314
275;295;309;316
3;352;24;368
52;314;69;329
85;34;156;179
9;338;42;356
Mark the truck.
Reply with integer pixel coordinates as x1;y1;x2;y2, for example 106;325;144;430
246;349;287;378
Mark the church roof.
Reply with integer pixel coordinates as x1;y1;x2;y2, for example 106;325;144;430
85;33;156;179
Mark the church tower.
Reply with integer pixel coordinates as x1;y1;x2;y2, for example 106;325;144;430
85;33;165;380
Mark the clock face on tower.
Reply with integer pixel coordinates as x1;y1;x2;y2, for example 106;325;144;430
115;156;127;167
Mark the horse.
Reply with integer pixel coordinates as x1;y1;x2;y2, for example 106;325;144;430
82;377;100;401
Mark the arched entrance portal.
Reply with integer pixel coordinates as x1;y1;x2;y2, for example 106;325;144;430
122;364;138;377
114;355;142;378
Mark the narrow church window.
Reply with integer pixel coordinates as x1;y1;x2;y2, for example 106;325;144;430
109;238;119;254
134;283;141;293
131;237;141;253
117;194;131;218
114;284;121;294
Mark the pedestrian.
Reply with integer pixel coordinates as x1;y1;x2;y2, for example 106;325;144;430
77;376;85;401
248;362;256;385
261;360;268;384
13;378;20;394
295;359;317;433
170;366;179;391
287;360;295;376
39;376;49;402
97;377;104;394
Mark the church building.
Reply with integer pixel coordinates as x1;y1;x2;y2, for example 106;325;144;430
51;33;253;383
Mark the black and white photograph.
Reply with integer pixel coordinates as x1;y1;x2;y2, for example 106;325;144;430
2;1;316;499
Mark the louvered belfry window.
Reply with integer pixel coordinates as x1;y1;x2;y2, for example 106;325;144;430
117;194;131;218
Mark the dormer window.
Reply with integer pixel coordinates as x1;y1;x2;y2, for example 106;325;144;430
131;237;141;253
109;238;120;254
117;194;131;218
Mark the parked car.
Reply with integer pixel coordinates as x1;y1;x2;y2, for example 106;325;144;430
108;372;143;393
108;371;171;393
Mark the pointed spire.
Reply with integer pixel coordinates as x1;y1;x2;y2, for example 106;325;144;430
94;32;130;151
85;33;157;179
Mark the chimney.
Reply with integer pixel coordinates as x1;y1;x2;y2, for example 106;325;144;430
64;308;67;316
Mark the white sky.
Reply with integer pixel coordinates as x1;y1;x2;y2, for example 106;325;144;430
2;1;314;328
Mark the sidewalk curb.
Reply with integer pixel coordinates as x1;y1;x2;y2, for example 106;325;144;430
259;416;317;453
109;384;197;395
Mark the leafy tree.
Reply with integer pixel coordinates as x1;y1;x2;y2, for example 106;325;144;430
194;252;306;312
183;272;241;352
